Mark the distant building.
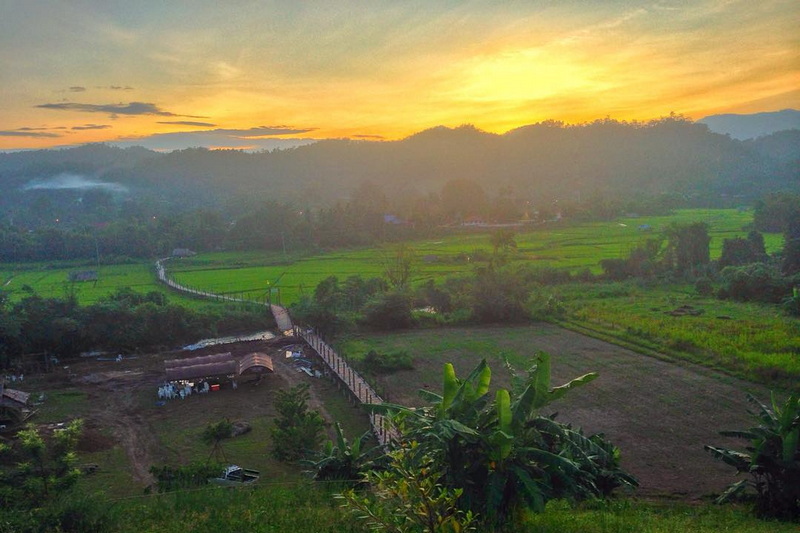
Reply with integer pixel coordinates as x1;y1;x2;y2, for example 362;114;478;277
69;270;98;282
0;382;32;425
383;214;409;225
172;248;197;258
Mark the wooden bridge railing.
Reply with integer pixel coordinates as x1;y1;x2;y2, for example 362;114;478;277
292;325;399;447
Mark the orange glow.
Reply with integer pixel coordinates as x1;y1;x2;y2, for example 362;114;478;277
1;2;797;150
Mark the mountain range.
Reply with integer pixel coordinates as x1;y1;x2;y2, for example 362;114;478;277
1;115;798;221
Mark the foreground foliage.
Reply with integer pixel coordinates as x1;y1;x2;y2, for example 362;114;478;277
370;354;636;527
339;444;477;533
0;419;83;509
705;393;800;521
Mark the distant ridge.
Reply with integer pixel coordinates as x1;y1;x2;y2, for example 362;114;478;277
699;109;800;140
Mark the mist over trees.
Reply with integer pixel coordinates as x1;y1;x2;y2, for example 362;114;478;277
2;116;798;219
1;116;797;262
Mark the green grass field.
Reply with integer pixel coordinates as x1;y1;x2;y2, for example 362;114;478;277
1;261;219;309
167;209;783;307
554;282;800;388
1;209;782;308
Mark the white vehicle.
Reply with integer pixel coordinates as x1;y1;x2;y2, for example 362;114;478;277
209;465;260;487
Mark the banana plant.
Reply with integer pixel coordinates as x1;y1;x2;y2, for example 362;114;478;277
367;353;634;526
305;422;376;484
705;393;799;520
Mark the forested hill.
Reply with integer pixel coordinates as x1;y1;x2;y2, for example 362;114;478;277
1;117;798;214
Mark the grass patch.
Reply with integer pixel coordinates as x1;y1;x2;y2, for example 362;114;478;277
557;281;800;389
519;499;799;533
35;388;89;423
164;209;782;307
76;485;800;532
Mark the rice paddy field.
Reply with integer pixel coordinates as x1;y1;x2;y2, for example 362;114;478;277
165;209;783;307
1;209;781;308
1;262;214;309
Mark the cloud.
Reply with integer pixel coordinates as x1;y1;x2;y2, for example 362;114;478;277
0;130;62;138
157;120;217;127
71;124;112;130
107;85;134;91
111;130;317;152
207;125;317;137
35;101;200;118
352;134;386;140
69;86;86;92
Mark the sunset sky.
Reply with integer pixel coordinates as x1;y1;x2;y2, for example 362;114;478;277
1;0;798;151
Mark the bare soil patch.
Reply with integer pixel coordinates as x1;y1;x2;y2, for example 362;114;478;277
356;324;771;499
29;336;367;492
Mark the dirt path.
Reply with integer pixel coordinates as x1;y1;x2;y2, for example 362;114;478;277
79;369;163;486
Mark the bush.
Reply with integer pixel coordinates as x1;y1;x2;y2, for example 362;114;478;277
718;263;795;303
694;277;715;296
528;291;567;320
705;393;799;521
783;287;800;317
470;269;530;323
149;462;223;493
361;350;414;375
360;291;414;330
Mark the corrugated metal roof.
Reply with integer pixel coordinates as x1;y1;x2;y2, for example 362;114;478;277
239;352;274;375
165;352;232;369
165;361;238;381
2;387;30;406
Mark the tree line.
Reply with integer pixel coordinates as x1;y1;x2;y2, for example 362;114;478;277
0;287;269;370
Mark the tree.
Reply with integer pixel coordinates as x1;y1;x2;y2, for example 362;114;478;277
705;393;799;521
1;419;83;508
360;291;414;330
664;222;710;274
719;236;762;268
489;228;517;267
202;419;234;463
782;211;800;276
270;384;325;462
383;244;415;289
440;179;488;221
470;268;529;323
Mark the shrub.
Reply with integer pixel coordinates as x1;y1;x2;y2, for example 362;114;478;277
270;384;325;462
528;291;567;320
705;393;799;521
783;287;800;317
361;350;414;375
470;269;529;323
694;277;715;296
718;263;795;303
360;291;414;330
149;461;222;492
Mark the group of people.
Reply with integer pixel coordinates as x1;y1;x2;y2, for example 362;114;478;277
157;380;211;401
